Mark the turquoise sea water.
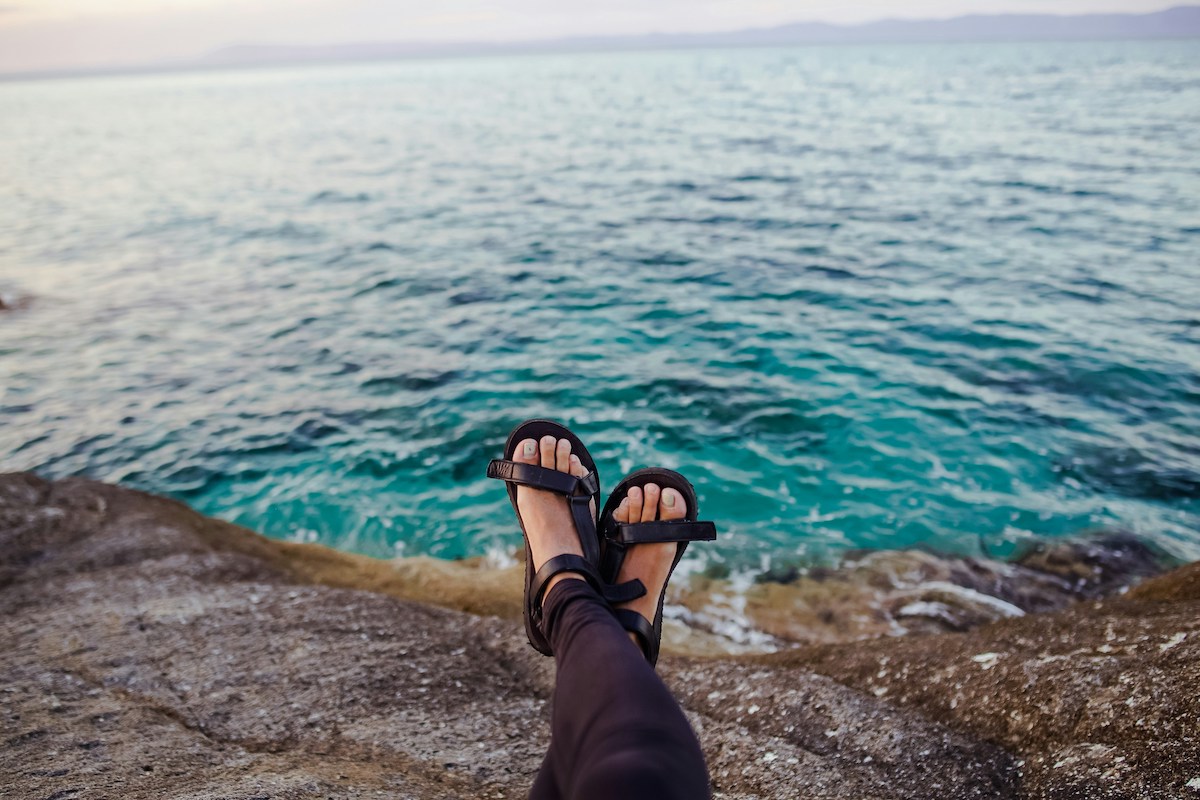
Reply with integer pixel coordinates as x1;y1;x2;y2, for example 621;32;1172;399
2;42;1198;569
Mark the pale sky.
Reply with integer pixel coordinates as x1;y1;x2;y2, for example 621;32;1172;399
0;0;1181;73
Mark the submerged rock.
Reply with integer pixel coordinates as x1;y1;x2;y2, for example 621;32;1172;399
0;291;32;312
1;473;1194;798
667;536;1175;652
1011;531;1169;597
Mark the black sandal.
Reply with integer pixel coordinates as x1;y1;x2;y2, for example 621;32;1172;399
487;419;646;656
598;468;717;666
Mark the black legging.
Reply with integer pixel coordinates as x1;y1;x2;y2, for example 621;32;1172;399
529;579;711;799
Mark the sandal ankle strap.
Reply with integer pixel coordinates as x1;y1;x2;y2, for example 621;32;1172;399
531;555;646;624
615;608;657;663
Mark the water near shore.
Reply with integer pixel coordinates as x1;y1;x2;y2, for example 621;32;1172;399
1;41;1198;567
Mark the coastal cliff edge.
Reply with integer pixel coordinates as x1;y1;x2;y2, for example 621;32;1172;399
1;473;1196;799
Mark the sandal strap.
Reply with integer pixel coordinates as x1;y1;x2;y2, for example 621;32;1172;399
610;519;717;546
615;608;657;663
569;495;600;565
487;459;599;496
532;554;600;612
601;577;647;605
531;554;646;613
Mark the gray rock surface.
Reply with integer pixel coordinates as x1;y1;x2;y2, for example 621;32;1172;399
2;473;1194;798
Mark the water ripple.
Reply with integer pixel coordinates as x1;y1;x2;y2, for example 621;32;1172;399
2;41;1199;566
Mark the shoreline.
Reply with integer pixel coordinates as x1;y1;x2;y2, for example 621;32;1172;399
139;491;1185;657
6;471;1178;657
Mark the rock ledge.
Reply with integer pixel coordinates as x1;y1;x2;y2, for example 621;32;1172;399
1;474;1196;799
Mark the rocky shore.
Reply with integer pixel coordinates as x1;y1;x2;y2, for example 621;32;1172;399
2;473;1197;799
0;289;32;312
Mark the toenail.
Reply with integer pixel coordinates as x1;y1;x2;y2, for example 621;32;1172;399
664;493;675;507
523;441;536;457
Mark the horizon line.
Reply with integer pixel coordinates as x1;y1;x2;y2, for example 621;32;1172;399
3;4;1198;83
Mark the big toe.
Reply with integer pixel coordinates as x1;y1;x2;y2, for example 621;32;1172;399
660;488;687;520
514;438;539;464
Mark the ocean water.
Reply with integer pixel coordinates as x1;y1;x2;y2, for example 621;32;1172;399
2;42;1198;570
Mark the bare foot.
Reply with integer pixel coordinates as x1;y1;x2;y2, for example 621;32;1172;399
512;434;597;602
611;482;687;648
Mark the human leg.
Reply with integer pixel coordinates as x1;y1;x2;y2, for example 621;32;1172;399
532;579;709;800
489;425;711;799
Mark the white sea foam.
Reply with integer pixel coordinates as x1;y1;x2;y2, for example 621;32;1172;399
482;545;518;570
914;582;1026;618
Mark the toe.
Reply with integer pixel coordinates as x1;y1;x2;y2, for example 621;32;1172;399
660;488;687;520
555;437;572;473
539;435;557;469
569;453;585;477
571;454;598;520
614;497;630;523
641;483;661;521
514;438;539;464
626;486;644;523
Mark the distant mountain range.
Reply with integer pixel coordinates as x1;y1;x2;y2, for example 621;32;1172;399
200;6;1200;68
5;6;1199;80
